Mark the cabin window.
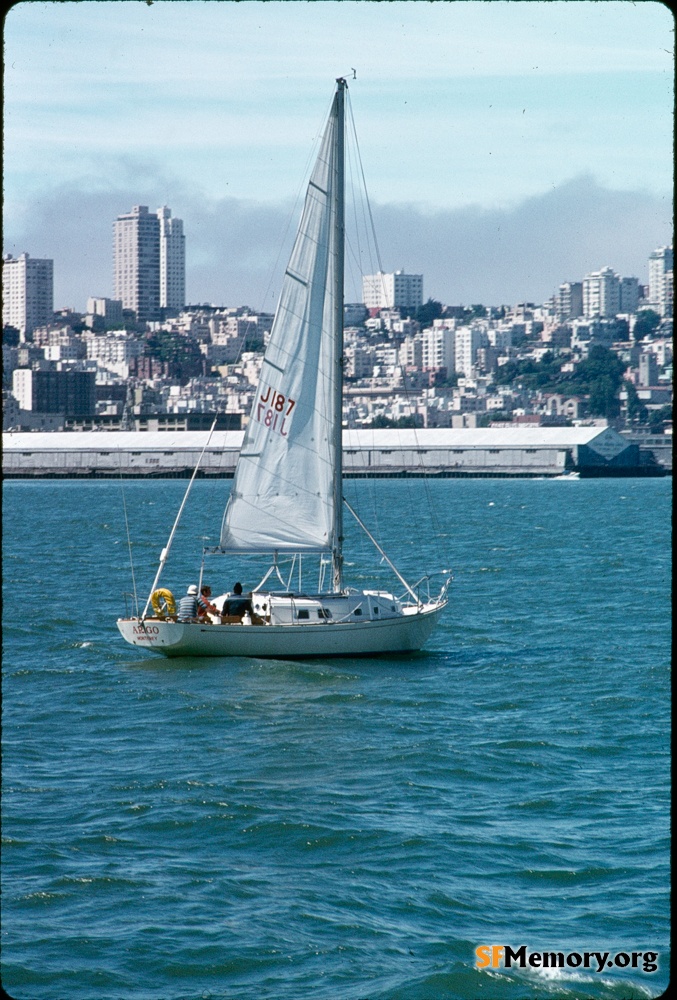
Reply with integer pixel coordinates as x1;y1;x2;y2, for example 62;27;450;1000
489;449;500;454
21;452;33;456
131;451;141;455
99;452;110;456
391;605;396;612
317;608;332;619
525;449;537;454
296;609;310;620
380;450;392;455
373;606;379;614
417;449;428;454
452;449;464;454
353;607;362;616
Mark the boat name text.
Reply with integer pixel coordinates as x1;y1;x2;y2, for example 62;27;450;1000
132;624;159;638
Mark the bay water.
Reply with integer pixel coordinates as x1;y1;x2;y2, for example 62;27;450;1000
2;477;671;1000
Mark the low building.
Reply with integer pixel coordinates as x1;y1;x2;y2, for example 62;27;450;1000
342;427;646;477
2;425;659;478
12;368;95;415
620;430;672;472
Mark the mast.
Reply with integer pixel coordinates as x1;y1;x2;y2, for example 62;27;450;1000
332;77;346;593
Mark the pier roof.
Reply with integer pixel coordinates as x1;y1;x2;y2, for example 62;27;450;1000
2;425;621;453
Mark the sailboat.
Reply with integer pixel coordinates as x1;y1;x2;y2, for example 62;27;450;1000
117;78;449;658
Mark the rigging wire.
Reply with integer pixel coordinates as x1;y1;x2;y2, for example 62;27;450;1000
344;95;384;554
345;91;445;542
117;450;139;617
142;418;218;618
344;95;435;563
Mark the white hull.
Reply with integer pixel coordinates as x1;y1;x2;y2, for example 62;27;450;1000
117;602;445;659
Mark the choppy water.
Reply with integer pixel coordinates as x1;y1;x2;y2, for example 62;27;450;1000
2;477;671;1000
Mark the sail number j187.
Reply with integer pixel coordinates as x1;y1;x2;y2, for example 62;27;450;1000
255;384;297;436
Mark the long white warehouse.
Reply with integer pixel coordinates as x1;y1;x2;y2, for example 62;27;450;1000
2;426;653;477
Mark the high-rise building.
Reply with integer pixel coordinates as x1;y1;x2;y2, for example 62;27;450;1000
2;253;54;339
582;267;620;318
619;276;640;315
114;204;185;322
454;326;488;376
157;206;185;311
399;333;423;368
556;282;583;321
422;325;455;372
113;205;160;322
664;269;673;319
648;246;673;317
362;270;423;311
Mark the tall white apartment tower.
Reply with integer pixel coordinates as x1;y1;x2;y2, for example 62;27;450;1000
2;253;54;339
113;205;160;323
362;270;423;311
157;206;185;311
454;326;488;376
422;325;455;372
582;267;620;318
648;246;673;317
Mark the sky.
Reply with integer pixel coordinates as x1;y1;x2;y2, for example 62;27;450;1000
3;0;674;311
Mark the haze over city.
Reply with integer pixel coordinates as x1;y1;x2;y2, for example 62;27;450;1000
3;0;673;311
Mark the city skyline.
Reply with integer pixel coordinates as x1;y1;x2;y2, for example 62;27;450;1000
3;0;673;310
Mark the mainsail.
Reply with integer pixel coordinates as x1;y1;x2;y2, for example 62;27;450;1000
220;93;342;554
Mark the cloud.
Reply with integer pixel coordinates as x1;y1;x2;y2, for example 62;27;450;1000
369;176;673;304
2;175;671;312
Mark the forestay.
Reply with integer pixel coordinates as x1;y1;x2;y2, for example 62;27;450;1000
220;96;341;553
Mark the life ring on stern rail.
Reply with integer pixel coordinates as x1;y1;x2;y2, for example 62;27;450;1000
151;588;176;618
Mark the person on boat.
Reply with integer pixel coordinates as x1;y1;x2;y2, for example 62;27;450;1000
222;582;253;620
197;585;219;620
177;584;199;621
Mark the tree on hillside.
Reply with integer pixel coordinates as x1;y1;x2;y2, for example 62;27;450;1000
3;325;20;346
145;330;205;384
575;345;624;384
416;298;443;327
493;344;626;417
492;353;565;391
624;380;647;425
588;375;621;418
371;414;423;429
633;309;661;341
648;405;672;432
577;346;625;418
